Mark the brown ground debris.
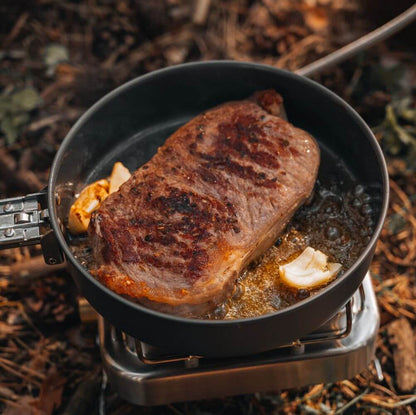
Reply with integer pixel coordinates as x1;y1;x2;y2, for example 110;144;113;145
1;1;416;414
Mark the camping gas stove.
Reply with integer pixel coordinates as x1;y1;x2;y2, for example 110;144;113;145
98;273;380;406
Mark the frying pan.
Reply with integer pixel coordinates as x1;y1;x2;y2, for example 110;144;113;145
0;61;389;357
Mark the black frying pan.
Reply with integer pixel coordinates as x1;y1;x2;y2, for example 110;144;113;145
1;62;389;357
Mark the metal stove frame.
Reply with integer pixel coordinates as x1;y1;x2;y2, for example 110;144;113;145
99;274;379;406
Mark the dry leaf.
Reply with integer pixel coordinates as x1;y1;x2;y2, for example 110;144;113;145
36;367;66;415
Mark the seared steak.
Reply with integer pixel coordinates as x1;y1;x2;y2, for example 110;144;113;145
89;90;320;317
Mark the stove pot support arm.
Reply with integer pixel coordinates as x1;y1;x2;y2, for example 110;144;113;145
0;191;64;265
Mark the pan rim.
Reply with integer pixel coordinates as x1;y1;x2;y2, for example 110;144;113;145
48;60;389;327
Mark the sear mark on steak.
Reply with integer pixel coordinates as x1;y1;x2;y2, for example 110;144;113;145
88;90;320;317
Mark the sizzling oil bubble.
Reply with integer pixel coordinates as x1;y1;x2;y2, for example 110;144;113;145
270;295;281;310
325;224;341;241
354;184;364;196
210;303;229;320
70;236;96;269
320;195;342;217
361;204;372;216
232;283;244;301
351;198;362;208
297;288;310;300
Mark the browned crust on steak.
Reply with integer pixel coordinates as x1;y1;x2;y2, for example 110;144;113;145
88;90;320;317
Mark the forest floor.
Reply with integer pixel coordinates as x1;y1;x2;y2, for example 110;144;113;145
1;1;416;414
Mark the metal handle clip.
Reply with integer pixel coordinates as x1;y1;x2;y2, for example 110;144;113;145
0;191;64;264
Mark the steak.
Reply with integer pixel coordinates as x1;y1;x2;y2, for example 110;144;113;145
89;90;320;317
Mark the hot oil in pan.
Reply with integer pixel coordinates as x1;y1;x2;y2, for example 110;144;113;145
212;182;375;320
69;143;377;320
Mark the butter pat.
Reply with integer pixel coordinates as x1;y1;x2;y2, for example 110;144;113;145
279;247;341;289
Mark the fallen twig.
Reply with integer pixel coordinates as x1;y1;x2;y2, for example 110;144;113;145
387;318;416;392
0;359;41;387
193;0;212;25
0;255;67;285
361;394;416;409
0;356;45;381
60;372;101;415
27;109;82;133
0;300;43;337
0;148;43;193
3;12;29;48
334;387;370;414
0;385;17;401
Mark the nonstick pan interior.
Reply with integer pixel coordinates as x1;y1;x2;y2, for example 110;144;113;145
50;61;388;357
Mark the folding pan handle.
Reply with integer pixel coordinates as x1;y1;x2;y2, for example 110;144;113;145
0;190;64;265
296;3;416;77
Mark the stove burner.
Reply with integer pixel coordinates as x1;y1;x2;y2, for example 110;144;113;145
99;274;379;406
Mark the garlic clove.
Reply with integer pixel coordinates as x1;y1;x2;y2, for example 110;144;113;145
285;246;315;269
68;161;131;235
312;249;328;269
279;247;341;289
327;262;342;274
109;162;131;194
68;179;109;234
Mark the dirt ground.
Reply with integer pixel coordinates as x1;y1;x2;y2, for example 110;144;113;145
1;1;416;414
